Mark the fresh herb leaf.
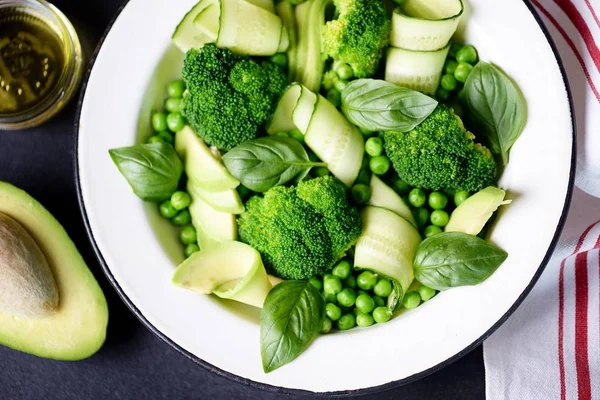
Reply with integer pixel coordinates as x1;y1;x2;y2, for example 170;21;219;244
461;62;527;165
413;232;508;290
109;142;183;201
222;137;326;193
260;280;325;373
341;79;438;132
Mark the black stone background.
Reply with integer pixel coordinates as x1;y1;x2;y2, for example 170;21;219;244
0;0;484;398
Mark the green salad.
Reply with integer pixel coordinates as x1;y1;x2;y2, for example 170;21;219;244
110;0;526;372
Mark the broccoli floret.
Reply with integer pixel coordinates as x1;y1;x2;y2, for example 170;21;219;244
181;44;288;151
322;0;391;78
238;176;362;280
384;105;497;192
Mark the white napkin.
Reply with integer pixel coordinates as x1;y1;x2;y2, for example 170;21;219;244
484;0;600;399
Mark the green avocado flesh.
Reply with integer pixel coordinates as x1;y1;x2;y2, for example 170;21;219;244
0;182;108;360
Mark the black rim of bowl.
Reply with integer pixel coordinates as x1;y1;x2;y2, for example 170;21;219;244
74;0;577;396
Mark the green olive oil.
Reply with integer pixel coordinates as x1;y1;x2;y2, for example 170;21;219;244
0;8;65;115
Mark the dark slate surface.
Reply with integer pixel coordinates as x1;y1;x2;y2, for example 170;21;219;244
0;1;484;398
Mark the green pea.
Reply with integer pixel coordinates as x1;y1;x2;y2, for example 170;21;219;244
157;131;174;144
332;260;352;279
324;275;343;295
359;127;374;137
170;191;191;211
412;207;430;228
334;79;347;93
441;74;458;91
373;306;392;323
449;42;463;59
320;317;332;334
270;53;288;68
172;209;191;226
327;89;341;108
179;226;197;245
454;62;473;83
311;167;329;178
455;45;478;64
167;113;186;132
337;288;357;307
289;128;304;143
356;313;374;327
344;275;357;289
373;296;385;307
159;200;177;218
373;279;392;297
369;155;390;175
308;277;323;291
325;302;342;321
165;98;183;113
336;63;354;80
418;285;437;302
424;225;443;238
337;314;356;330
324;292;337;304
351;183;371;205
392;178;411;195
365;137;384;157
167;80;185;98
428;191;448;210
355;294;376;314
237;185;253;201
430;209;450;227
357;270;378;290
444;59;459;75
402;291;421;309
356;168;371;185
275;131;289;138
436;87;450;101
184;243;200;258
146;135;164;144
454;190;470;206
151;112;168;132
408;188;427;207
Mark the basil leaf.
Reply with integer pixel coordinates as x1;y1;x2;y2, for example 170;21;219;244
260;280;325;373
222;137;325;192
413;232;508;290
109;143;183;201
461;62;527;165
341;79;438;132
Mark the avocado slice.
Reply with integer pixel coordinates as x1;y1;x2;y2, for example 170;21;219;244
0;182;108;360
174;126;239;192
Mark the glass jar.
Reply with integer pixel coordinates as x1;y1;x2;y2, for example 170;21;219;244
0;0;83;130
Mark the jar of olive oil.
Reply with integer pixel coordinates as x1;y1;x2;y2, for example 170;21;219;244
0;0;83;130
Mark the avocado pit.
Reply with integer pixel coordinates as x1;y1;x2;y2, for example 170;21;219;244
0;212;59;318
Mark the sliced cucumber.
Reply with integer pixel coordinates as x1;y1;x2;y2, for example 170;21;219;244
275;1;297;80
291;86;318;134
217;0;287;56
391;0;463;51
354;206;421;297
172;0;219;52
174;126;239;192
267;84;302;134
301;94;364;187
187;186;237;249
172;241;272;308
385;44;450;95
367;175;416;227
293;0;331;91
246;0;274;13
445;186;511;235
189;184;244;215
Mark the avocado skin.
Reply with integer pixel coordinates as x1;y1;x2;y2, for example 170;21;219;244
0;182;108;361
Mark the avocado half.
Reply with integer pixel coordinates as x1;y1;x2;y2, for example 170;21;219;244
0;182;108;360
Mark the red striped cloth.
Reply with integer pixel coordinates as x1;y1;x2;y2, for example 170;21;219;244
484;1;600;397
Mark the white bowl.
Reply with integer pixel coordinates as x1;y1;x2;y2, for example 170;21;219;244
75;0;575;394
